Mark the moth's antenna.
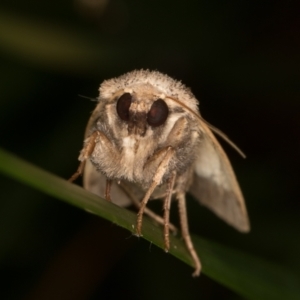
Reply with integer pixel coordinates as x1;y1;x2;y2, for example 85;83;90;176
199;118;246;158
166;96;246;158
78;94;98;102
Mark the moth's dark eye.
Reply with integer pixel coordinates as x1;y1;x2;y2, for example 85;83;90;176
116;93;132;121
147;99;169;127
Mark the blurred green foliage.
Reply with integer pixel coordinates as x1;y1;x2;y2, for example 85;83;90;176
0;1;299;299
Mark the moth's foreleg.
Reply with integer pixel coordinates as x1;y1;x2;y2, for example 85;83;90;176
163;171;176;252
69;131;100;182
136;146;174;236
177;191;201;277
105;179;112;201
119;182;177;233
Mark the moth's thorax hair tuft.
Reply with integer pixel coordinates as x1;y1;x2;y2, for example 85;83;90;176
99;69;199;112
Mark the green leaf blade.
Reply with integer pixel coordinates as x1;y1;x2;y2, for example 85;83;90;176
0;147;299;299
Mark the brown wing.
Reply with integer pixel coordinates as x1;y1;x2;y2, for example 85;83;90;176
189;122;250;232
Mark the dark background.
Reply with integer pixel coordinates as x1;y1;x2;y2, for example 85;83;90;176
0;1;299;299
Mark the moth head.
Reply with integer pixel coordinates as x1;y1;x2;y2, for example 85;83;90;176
115;87;169;136
97;70;200;139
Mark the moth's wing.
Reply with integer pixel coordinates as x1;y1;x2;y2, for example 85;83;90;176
83;159;133;207
189;122;250;232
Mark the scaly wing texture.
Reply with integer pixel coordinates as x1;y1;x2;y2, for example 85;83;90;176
189;122;250;232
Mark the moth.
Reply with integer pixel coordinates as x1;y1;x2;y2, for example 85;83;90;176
69;69;250;277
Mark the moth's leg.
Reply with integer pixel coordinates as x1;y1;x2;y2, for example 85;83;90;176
136;146;174;236
177;191;201;277
69;130;119;183
145;206;177;234
105;179;112;202
163;171;176;252
68;131;100;182
120;182;177;233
